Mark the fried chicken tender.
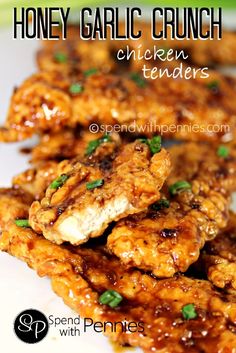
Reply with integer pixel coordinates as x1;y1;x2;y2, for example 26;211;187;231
38;24;236;73
0;188;33;232
13;132;122;199
107;142;236;277
1;67;236;142
196;213;236;293
1;204;236;353
29;140;170;245
12;161;58;200
31;130;117;164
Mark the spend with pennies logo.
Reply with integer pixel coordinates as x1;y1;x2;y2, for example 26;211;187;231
14;309;49;344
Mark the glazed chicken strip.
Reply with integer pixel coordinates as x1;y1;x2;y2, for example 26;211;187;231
196;212;236;294
1;191;236;353
1;68;236;142
30;130;124;165
29;140;170;245
13;132;121;199
38;24;236;73
107;142;236;277
12;161;59;200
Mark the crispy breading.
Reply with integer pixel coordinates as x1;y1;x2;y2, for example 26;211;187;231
1;215;236;353
13;132;121;199
31;130;101;163
107;142;236;277
12;161;59;200
31;130;122;164
1;68;236;142
0;188;33;232
196;213;236;293
29;140;170;245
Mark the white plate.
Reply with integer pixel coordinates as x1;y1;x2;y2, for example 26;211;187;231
0;10;236;353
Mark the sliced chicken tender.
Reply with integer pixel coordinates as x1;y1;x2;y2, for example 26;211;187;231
107;142;236;277
196;213;236;293
29;141;170;245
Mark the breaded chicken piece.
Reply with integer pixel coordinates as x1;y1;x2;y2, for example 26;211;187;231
107;142;236;277
29;140;170;245
1;205;236;353
0;188;33;232
1;68;236;142
196;213;236;293
31;130;120;164
12;161;59;200
13;132;121;199
38;29;116;75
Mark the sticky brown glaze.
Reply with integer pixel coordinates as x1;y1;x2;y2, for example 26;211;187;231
30;130;122;164
1;67;236;142
107;142;236;277
196;212;236;294
13;132;122;199
29;140;170;245
1;218;236;353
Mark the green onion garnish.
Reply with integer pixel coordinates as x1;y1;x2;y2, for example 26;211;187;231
69;83;84;95
54;52;67;63
148;136;162;154
84;68;98;77
85;134;111;156
151;199;170;211
50;174;69;190
217;145;229;158
86;179;104;190
15;219;30;228
207;80;219;91
169;181;192;196
99;290;123;308
130;72;147;88
182;303;197;320
139;135;162;154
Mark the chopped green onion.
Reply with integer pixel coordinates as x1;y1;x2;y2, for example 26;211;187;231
50;174;69;190
130;72;147;88
182;304;197;320
148;136;162;154
207;80;219;91
169;180;191;196
15;219;30;228
86;179;104;190
69;83;84;94
84;68;98;77
99;290;123;308
85;134;111;156
217;145;229;158
54;52;67;63
151;198;170;211
139;135;162;154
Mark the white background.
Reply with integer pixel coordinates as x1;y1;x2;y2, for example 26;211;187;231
0;9;236;353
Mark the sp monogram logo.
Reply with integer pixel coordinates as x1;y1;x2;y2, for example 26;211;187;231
14;309;49;343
